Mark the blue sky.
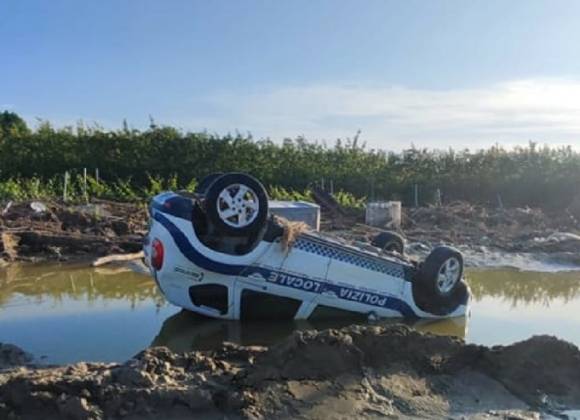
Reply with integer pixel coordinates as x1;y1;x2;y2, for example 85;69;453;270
2;0;580;150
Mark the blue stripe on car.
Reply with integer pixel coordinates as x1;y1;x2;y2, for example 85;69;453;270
155;212;418;317
151;194;194;221
244;266;416;317
154;212;247;275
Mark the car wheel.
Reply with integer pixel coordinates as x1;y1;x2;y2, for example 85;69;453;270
371;231;405;254
417;246;463;299
195;172;224;194
205;173;269;236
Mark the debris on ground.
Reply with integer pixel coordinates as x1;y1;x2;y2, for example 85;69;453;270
91;251;145;267
29;202;47;214
403;202;580;251
311;187;363;230
0;200;147;263
327;201;580;268
1;198;579;267
311;187;346;217
1;325;578;419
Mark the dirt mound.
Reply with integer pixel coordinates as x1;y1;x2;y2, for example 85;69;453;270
402;202;580;253
0;200;147;263
482;335;580;408
2;325;579;419
406;202;563;231
243;325;577;417
245;325;477;384
325;201;580;269
0;346;244;420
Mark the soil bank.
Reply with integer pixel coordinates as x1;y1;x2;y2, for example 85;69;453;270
0;200;146;264
1;324;579;419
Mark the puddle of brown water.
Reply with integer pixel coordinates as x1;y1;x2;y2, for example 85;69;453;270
0;263;579;364
0;263;177;364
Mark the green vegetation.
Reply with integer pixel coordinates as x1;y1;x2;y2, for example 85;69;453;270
0;174;197;203
0;111;29;138
1;112;579;208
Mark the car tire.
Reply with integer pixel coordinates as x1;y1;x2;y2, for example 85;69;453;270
204;173;269;236
414;279;469;316
371;231;405;254
195;172;224;194
412;246;466;315
418;246;463;299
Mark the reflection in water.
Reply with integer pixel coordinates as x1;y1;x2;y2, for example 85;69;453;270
466;268;580;347
0;263;174;364
1;263;580;363
0;262;165;310
151;310;467;353
467;269;580;307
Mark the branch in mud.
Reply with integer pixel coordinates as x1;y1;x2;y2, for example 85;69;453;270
92;251;145;267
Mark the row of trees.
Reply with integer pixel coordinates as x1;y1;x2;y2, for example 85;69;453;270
1;112;579;208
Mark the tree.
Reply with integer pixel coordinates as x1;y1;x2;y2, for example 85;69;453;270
0;111;30;138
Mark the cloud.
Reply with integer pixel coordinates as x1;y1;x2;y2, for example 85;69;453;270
187;79;580;150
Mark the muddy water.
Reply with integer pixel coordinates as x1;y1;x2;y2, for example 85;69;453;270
0;263;175;364
0;263;579;364
466;269;580;346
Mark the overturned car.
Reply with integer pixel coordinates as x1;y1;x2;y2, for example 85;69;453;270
144;173;470;321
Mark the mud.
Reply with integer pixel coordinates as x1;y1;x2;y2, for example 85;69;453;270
0;200;147;263
404;202;580;255
331;202;580;269
2;199;579;268
1;325;579;419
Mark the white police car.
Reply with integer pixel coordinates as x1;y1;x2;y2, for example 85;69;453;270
144;172;470;321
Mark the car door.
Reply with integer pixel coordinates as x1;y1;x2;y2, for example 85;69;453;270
235;236;330;319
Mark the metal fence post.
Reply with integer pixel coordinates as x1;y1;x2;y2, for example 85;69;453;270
63;171;69;202
497;193;504;209
435;188;442;207
83;168;88;202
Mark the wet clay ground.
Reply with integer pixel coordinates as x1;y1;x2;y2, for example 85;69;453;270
0;200;147;263
1;324;579;419
404;202;580;256
1;199;580;266
328;202;580;268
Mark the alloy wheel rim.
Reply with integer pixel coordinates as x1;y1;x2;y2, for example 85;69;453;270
216;183;259;228
436;257;461;294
